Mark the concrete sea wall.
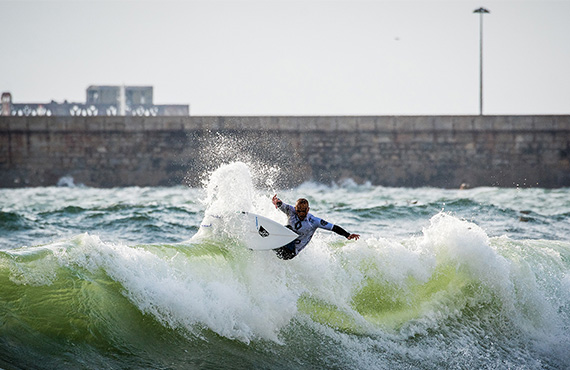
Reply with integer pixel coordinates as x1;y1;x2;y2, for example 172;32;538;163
1;115;569;188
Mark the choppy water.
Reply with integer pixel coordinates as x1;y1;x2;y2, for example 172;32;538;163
1;162;569;369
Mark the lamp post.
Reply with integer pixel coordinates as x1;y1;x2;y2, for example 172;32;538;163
473;7;490;115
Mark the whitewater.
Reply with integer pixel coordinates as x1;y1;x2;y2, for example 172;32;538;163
1;161;569;369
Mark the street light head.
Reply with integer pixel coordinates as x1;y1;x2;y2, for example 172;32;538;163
473;7;490;14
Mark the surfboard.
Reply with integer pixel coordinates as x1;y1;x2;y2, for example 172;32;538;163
199;211;298;251
241;212;298;250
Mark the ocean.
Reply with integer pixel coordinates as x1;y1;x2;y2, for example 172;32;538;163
1;161;569;369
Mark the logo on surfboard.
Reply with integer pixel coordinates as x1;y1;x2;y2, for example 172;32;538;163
258;225;270;237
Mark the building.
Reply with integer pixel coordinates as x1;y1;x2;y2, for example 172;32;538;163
87;85;152;107
1;86;189;116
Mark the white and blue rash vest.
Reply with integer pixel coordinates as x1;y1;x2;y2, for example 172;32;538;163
277;202;350;254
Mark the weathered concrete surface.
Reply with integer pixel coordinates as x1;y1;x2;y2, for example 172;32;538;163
1;116;569;188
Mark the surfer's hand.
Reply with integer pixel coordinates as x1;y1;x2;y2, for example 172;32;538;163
272;194;282;208
347;234;360;241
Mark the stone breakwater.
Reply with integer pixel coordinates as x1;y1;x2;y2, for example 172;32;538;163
1;116;569;188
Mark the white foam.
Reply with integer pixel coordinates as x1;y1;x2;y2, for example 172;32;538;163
33;233;298;343
420;213;512;291
56;175;84;187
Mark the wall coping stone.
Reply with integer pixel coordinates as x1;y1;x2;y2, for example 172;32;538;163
1;115;569;133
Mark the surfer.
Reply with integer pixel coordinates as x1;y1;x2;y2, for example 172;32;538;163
272;195;360;260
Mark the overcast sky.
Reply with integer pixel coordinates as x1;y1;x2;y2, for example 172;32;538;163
1;0;569;115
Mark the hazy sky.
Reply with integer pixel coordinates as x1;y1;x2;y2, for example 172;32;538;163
1;0;569;115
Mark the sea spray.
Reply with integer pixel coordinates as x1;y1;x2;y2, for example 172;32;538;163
190;132;283;190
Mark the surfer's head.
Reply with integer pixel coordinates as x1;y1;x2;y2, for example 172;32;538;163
295;198;309;220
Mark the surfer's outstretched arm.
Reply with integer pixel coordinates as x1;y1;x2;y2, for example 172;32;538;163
332;224;360;241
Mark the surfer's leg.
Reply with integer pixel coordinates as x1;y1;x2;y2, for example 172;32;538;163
273;241;297;260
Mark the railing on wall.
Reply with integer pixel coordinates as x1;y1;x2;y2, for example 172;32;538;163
7;103;188;117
